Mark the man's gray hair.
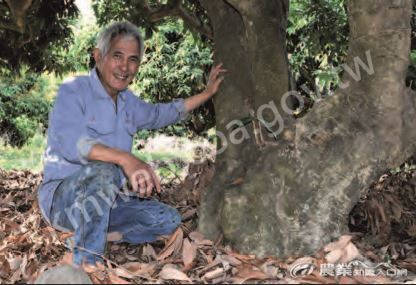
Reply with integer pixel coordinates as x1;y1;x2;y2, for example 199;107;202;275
96;21;144;61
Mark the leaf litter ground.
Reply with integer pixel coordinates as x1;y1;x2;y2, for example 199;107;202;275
0;158;416;284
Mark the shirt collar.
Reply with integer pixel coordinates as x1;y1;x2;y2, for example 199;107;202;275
89;68;127;101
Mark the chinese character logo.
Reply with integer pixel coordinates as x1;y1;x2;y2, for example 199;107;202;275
289;261;315;278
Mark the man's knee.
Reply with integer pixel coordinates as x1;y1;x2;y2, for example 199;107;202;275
88;161;119;174
81;162;121;206
86;162;121;187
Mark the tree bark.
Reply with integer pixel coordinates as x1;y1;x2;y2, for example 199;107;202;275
199;0;416;258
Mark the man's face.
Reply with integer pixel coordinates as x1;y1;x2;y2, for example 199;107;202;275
94;35;140;98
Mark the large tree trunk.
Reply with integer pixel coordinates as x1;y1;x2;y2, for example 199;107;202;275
199;0;416;258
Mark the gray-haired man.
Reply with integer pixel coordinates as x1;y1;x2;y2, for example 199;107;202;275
38;21;226;265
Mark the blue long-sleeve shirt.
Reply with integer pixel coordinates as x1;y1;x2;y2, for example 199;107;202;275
38;68;187;223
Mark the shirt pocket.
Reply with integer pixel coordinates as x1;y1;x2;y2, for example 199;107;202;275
124;111;137;136
86;114;116;136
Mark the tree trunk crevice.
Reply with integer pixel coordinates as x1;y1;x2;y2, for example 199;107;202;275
199;0;416;258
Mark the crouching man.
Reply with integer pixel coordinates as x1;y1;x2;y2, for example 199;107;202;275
38;21;225;265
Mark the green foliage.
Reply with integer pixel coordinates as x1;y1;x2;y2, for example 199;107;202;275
406;5;416;89
59;22;100;72
92;0;210;40
408;50;416;89
288;1;416;96
0;69;52;147
92;0;179;37
287;0;349;98
157;161;183;183
132;20;213;137
136;22;210;100
0;132;46;171
390;161;416;175
0;0;79;75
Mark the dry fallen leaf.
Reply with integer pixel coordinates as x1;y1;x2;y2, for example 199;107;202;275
289;256;315;268
353;275;391;284
234;266;269;283
108;271;132;284
221;254;242;267
182;208;197;221
142;244;157;260
0;162;411;285
196;239;214;246
260;260;280;278
229;177;244;186
325;248;344;264
338;276;358;284
172;230;184;257
325;241;360;264
202;267;225;281
227;252;256;262
159;265;192;282
189;231;204;243
339;242;360;263
324;235;352;252
6;256;22;271
122;262;155;276
60;252;73;265
113;267;135;279
157;228;183;261
182;238;197;269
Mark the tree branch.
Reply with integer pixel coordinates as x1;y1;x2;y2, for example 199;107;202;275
144;0;213;40
0;20;22;33
4;0;32;33
177;4;213;39
0;3;9;13
147;0;181;22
